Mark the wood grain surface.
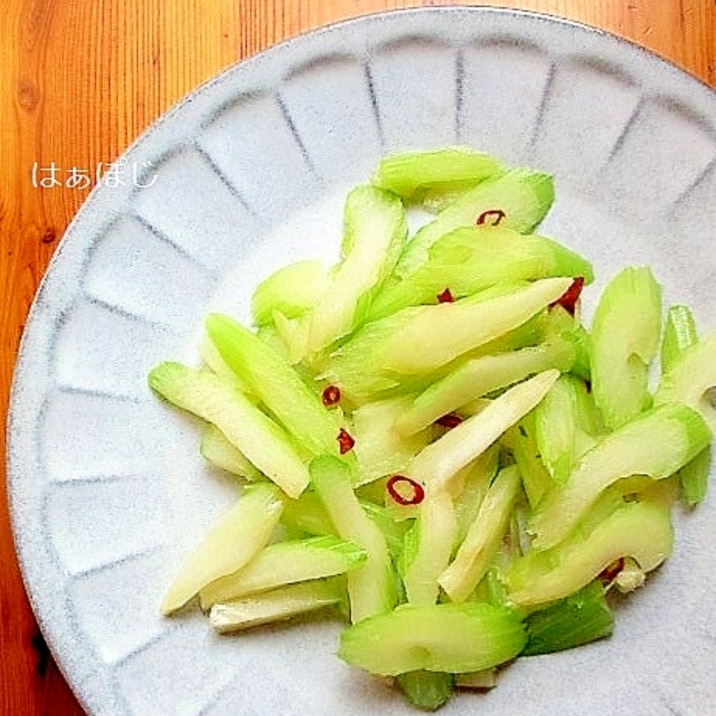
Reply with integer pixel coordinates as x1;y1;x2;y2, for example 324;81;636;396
1;1;714;713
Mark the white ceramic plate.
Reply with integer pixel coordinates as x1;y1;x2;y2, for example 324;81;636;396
8;7;716;715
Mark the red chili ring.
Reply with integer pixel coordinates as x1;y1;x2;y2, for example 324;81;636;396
386;475;426;506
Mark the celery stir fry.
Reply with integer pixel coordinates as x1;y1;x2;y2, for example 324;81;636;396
148;148;715;711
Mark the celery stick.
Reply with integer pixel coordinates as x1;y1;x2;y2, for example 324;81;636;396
406;370;559;490
454;668;497;689
522;581;614;655
305;185;407;355
452;448;499;543
161;484;284;614
251;259;330;326
279;489;335;537
507;498;673;607
394;167;555;278
327;278;571;401
530;402;710;550
206;313;343;457
661;304;698;373
310;455;398;622
396;670;455;712
371;147;501;199
369;225;593;320
439;465;521;603
590;266;662;430
148;362;310;498
338;602;526;676
402;487;458;606
395;335;575;436
199;535;367;608
677;445;712;507
200;425;264;482
209;578;343;633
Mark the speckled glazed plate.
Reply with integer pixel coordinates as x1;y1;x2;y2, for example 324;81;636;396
8;7;716;716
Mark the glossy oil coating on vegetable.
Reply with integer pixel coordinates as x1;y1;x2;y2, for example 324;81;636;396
148;147;716;712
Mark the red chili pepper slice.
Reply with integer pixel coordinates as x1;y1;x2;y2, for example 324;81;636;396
322;384;341;407
435;413;463;428
551;276;585;316
599;557;625;583
337;428;355;454
386;475;425;506
476;209;506;226
437;287;455;303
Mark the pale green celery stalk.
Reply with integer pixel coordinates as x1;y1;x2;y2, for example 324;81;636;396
200;425;264;482
655;330;716;433
148;362;310;498
395;334;575;436
661;304;699;373
251;259;331;326
396;670;455;712
326;277;571;402
452;448;499;543
371;147;501;199
160;483;284;614
501;416;553;509
529;402;710;550
350;394;434;485
590;266;662;430
401;487;458;606
199;335;256;395
199;535;367;608
303;185;407;356
406;370;560;490
279;490;335;537
206;313;344;458
506;497;673;607
338;602;526;676
393;167;555;279
368;225;593;321
310;455;398;623
657;306;712;506
521;580;614;655
439;465;521;603
534;374;582;484
209;578;343;633
360;501;411;561
454;668;498;690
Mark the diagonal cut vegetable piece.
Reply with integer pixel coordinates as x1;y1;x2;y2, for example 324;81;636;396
149;361;310;498
310;455;398;622
529;402;710;550
405;369;560;489
439;465;521;603
160;484;284;614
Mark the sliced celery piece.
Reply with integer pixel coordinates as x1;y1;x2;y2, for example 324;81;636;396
338;602;526;676
676;443;712;507
394;167;555;278
209;578;343;633
160;484;284;614
310;455;398;622
199;535;367;608
396;670;455;712
654;330;716;433
148;362;309;498
327;277;571;401
453;448;499;543
405;370;560;490
279;489;335;537
369;225;593;320
304;185;407;355
371;147;501;199
454;668;497;689
395;334;575;436
522;581;614;655
402;487;458;606
661;304;698;373
439;465;521;603
251;259;330;326
200;425;264;482
589;266;662;430
206;313;343;457
530;402;710;549
507;497;672;606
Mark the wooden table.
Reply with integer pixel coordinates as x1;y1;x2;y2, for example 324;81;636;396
0;1;713;713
